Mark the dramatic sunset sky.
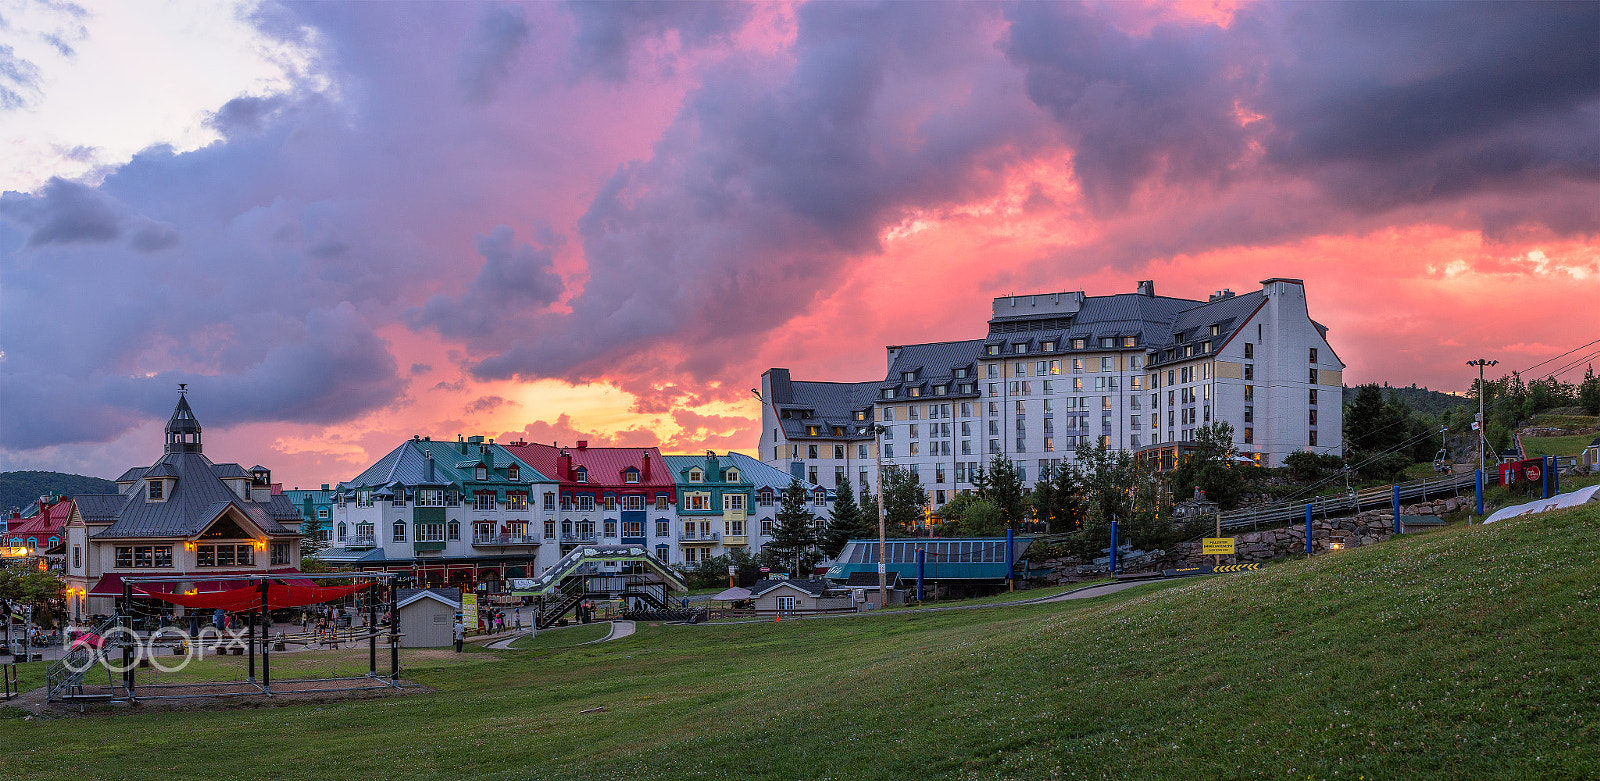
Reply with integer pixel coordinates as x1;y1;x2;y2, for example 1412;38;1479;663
2;1;1596;487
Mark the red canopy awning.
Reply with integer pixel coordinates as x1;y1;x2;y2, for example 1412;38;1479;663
136;581;369;611
91;568;331;601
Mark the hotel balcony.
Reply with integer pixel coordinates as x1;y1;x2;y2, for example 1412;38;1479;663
472;534;539;547
345;534;376;549
677;530;721;543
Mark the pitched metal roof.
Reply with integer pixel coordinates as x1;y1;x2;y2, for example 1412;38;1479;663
397;587;462;610
90;452;299;539
503;442;673;490
750;578;831;597
723;452;825;493
879;339;984;398
73;494;126;524
775;379;880;441
116;467;148;483
341;439;552;492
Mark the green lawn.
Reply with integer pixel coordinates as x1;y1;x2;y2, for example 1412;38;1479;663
3;504;1598;780
508;622;611;650
1521;434;1595;458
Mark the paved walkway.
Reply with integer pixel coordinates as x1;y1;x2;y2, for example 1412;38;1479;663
585;620;634;644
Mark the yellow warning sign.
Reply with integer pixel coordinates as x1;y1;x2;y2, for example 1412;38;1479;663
1214;563;1260;573
1201;537;1236;555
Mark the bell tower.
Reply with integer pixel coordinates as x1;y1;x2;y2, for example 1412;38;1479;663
165;384;203;454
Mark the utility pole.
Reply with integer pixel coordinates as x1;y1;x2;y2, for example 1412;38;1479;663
1466;359;1498;473
861;423;888;610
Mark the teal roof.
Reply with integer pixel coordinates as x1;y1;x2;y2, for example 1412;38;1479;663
661;454;755;488
340;439;552;491
825;537;1033;582
722;452;824;493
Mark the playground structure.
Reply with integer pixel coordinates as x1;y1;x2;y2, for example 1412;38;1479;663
520;545;693;628
45;572;402;704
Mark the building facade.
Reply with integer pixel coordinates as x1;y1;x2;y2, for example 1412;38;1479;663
63;392;305;618
324;435;555;593
501;440;677;560
762;279;1344;509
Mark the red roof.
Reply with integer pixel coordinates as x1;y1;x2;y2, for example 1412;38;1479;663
6;498;72;539
503;441;675;495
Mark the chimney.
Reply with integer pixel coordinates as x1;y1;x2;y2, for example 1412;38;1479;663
1136;280;1155;297
425;451;436;482
458;434;466;455
483;444;494;472
641;450;652;481
576;440;587;450
321;483;329;491
557;448;573;480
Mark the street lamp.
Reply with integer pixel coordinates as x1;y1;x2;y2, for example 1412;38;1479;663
859;424;889;610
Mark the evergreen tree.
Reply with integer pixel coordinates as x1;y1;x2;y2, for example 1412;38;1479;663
1580;365;1600;416
821;477;872;556
878;465;929;534
301;513;329;558
1030;462;1085;532
971;455;1027;530
767;480;816;577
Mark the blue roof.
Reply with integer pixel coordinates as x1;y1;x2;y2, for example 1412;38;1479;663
825;537;1033;582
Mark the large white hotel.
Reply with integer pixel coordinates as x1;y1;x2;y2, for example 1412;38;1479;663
759;279;1344;506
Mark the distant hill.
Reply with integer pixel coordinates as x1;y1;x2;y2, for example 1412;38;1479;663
0;471;117;515
1343;384;1471;418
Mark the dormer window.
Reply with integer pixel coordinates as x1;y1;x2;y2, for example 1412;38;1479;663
1040;342;1055;352
883;388;897;399
1209;324;1220;336
1013;343;1026;354
908;387;921;397
726;470;739;482
508;465;520;481
574;467;588;483
624;468;640;484
475;466;487;481
1100;337;1115;348
689;469;703;483
933;385;946;396
902;371;915;382
1123;336;1137;347
854;410;866;421
832;427;844;436
985;345;999;356
806;425;820;436
1072;338;1086;349
954;367;968;378
148;480;164;501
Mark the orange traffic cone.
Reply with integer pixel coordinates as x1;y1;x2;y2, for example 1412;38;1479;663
775;613;781;623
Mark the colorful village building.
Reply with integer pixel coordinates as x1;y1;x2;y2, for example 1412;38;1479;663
323;435;555;593
4;494;72;568
63;391;306;619
501;440;676;561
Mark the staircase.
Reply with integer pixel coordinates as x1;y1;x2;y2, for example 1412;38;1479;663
535;579;587;629
45;616;118;702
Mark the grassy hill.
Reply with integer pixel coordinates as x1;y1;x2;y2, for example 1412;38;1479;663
0;471;116;514
3;505;1597;779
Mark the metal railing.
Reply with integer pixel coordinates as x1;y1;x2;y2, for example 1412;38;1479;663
1219;471;1478;531
472;534;538;546
677;531;721;542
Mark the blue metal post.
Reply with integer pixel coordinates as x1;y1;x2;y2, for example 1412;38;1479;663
1305;504;1313;555
1108;521;1118;574
1005;528;1014;590
1392;484;1402;535
916;547;925;602
1550;454;1559;495
1475;468;1484;516
1543;455;1552;499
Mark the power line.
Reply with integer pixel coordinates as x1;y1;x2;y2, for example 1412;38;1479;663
1516;337;1600;375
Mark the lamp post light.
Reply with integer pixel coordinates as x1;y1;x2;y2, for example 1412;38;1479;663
859;424;889;610
1466;359;1498;473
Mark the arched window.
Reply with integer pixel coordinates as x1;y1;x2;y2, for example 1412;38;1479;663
562;519;572;535
48;537;59;548
447;520;461;541
337;522;347;541
26;537;37;549
392;521;406;543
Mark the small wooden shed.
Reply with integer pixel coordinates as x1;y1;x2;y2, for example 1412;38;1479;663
396;587;462;648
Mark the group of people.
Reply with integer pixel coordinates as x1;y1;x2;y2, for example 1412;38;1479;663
475;607;522;633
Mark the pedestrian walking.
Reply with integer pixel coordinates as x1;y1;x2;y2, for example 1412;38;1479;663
452;618;465;652
513;608;522;630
